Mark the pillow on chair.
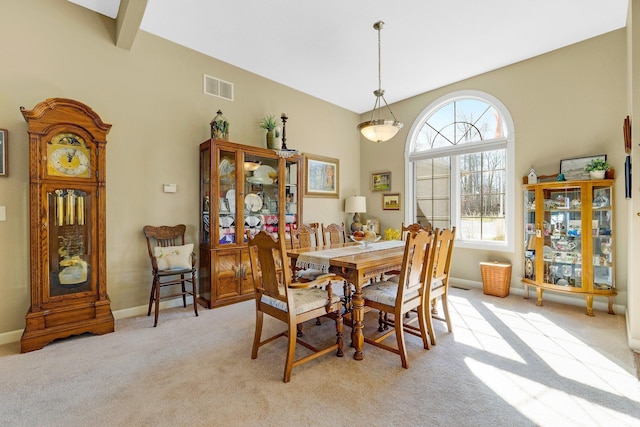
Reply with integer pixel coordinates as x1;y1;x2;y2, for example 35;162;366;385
154;243;194;270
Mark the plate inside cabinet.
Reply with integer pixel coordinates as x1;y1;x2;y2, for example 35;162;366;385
245;193;262;212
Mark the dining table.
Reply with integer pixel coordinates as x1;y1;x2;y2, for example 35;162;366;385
287;239;405;360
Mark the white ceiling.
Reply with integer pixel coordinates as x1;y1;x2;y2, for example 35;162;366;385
69;0;628;114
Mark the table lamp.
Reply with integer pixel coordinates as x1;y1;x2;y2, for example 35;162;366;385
345;196;367;233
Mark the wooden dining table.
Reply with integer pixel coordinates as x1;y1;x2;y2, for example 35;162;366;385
287;241;405;360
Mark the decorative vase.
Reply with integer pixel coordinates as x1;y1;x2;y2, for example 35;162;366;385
266;130;275;149
589;170;606;180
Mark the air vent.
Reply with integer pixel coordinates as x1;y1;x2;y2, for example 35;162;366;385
203;74;234;101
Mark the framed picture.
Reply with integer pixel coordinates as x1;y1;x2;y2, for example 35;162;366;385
383;193;400;210
371;171;391;191
560;154;606;181
0;129;7;177
304;153;339;198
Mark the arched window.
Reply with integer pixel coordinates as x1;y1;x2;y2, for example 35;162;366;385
405;90;515;251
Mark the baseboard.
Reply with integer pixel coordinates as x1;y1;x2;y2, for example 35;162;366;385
0;297;190;346
625;307;640;352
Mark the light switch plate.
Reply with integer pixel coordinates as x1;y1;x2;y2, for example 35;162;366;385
163;184;177;193
0;206;5;221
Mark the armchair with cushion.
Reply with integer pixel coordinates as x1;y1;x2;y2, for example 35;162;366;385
360;229;436;368
143;224;198;327
425;227;456;345
247;230;344;383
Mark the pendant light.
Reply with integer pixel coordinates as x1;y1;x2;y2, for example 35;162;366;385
357;21;403;143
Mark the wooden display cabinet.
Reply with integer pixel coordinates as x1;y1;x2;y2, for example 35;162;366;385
198;139;303;308
522;179;616;316
20;98;114;352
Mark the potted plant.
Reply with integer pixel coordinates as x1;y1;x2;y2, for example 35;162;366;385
259;114;279;149
584;158;610;179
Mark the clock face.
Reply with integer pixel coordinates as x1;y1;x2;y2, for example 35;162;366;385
47;133;91;178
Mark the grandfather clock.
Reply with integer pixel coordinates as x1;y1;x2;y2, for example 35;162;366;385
20;98;114;352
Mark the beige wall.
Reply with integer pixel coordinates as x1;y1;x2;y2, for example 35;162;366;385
0;0;632;340
0;0;360;335
359;30;628;308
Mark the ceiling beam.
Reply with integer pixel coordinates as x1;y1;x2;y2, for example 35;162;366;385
115;0;147;50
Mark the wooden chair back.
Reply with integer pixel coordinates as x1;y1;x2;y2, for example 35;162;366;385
143;224;188;271
321;222;347;245
401;222;432;240
431;227;455;285
395;230;435;307
247;231;292;304
290;223;321;250
425;227;456;345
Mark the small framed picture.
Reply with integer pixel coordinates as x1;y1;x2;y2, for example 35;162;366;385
0;129;7;177
371;171;391;191
382;193;400;210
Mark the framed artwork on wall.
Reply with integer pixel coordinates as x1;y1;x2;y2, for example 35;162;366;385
304;153;339;198
383;193;400;210
559;154;606;181
0;129;7;177
371;171;391;191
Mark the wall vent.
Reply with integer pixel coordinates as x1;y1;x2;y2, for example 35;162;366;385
203;74;234;101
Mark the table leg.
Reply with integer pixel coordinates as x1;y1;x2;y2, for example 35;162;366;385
351;284;364;360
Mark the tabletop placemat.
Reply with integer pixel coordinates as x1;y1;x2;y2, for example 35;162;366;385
296;240;405;273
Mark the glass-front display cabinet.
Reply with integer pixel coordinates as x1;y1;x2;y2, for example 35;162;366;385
522;179;615;316
199;139;302;308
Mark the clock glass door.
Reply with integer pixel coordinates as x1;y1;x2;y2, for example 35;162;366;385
46;187;94;297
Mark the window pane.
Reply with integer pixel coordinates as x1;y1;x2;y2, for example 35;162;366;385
410;94;511;249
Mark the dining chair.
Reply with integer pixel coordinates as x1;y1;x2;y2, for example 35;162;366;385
321;222;348;245
142;224;198;327
246;230;344;383
386;222;433;280
360;229;436;368
424;227;456;345
401;222;432;240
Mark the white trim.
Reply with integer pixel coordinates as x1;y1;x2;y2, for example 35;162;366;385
405;89;515;253
0;297;193;346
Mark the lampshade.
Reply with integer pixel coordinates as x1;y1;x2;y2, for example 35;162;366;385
357;21;403;143
358;119;402;143
345;196;367;213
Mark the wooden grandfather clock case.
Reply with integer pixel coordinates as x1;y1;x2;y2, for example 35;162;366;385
20;98;114;353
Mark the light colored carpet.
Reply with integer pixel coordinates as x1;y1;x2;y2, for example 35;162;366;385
1;287;638;427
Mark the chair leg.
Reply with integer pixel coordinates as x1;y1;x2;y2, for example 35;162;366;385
417;304;430;350
425;303;437;346
147;278;155;316
297;323;304;337
336;310;344;357
251;311;264;359
283;321;297;383
395;312;408;369
442;292;452;332
431;298;438;315
153;277;161;327
191;274;199;317
181;273;187;308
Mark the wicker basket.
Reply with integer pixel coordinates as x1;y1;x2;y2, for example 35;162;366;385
480;261;511;297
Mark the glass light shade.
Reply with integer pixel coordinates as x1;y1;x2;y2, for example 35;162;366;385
358;119;403;143
243;161;261;171
345;196;367;213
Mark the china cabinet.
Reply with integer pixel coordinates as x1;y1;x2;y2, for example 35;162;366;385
198;139;303;308
20;98;114;352
522;179;616;316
